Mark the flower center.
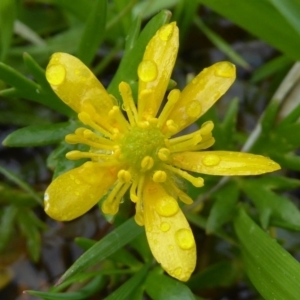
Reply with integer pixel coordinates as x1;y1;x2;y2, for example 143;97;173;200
120;125;165;171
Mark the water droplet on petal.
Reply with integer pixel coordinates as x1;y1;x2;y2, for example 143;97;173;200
160;222;170;232
192;78;198;84
138;60;158;82
158;24;174;41
175;228;195;250
168;244;174;250
173;267;182;277
46;64;66;85
202;154;221;166
155;196;179;217
214;62;235;78
186;100;202;118
44;193;49;201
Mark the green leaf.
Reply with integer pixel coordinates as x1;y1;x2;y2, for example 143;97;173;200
193;17;250;69
198;0;300;61
58;218;143;284
250;176;300;191
234;208;300;300
104;262;151;300
23;52;73;116
145;269;196;300
0;205;18;252
188;261;237;290
268;0;300;37
107;10;171;98
242;179;300;230
75;237;142;268
0;0;16;61
46;141;88;179
3;121;78;147
260;100;281;133
0;165;43;205
77;0;107;66
251;55;293;83
27;275;104;300
17;209;42;261
206;182;239;234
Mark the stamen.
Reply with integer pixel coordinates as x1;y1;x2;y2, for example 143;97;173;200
170;133;202;153
187;137;215;151
119;82;138;126
66;150;110;161
102;181;131;215
80;103;117;135
138;89;154;121
137;121;150;129
134;198;144;226
130;178;139;203
153;170;167;183
168;180;193;205
157;148;170;161
137;175;145;204
164;164;204;187
117;169;132;183
157;89;180;128
65;133;114;150
166;119;178;135
141;156;154;171
108;106;130;132
83;129;115;145
78;111;112;138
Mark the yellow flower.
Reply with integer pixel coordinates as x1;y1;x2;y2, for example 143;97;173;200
44;22;280;282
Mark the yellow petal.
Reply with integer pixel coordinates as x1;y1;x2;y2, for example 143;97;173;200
143;179;196;281
171;151;281;175
46;53;115;124
44;162;118;221
164;61;236;134
138;22;179;120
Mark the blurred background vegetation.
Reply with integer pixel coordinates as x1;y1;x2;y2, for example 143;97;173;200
1;0;300;299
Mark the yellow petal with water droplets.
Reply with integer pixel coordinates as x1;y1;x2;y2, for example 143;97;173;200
44;162;119;221
143;179;196;281
138;22;179;120
46;53;116;127
164;61;236;135
171;151;280;175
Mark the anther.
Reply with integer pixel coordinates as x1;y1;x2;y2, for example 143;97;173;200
153;171;167;183
164;164;204;187
158;148;170;161
78;111;112;138
157;89;180;128
166;119;178;135
118;169;132;183
141;156;154;171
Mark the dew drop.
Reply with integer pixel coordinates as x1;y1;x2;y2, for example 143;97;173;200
168;244;174;250
46;64;66;86
160;222;170;232
173;267;182;277
138;60;158;82
186;100;202;118
202;154;221;166
155;196;179;217
44;193;49;201
175;228;195;250
192;78;198;84
146;226;153;233
158;24;174;41
214;62;235;78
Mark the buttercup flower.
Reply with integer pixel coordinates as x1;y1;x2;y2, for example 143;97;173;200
44;22;280;281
